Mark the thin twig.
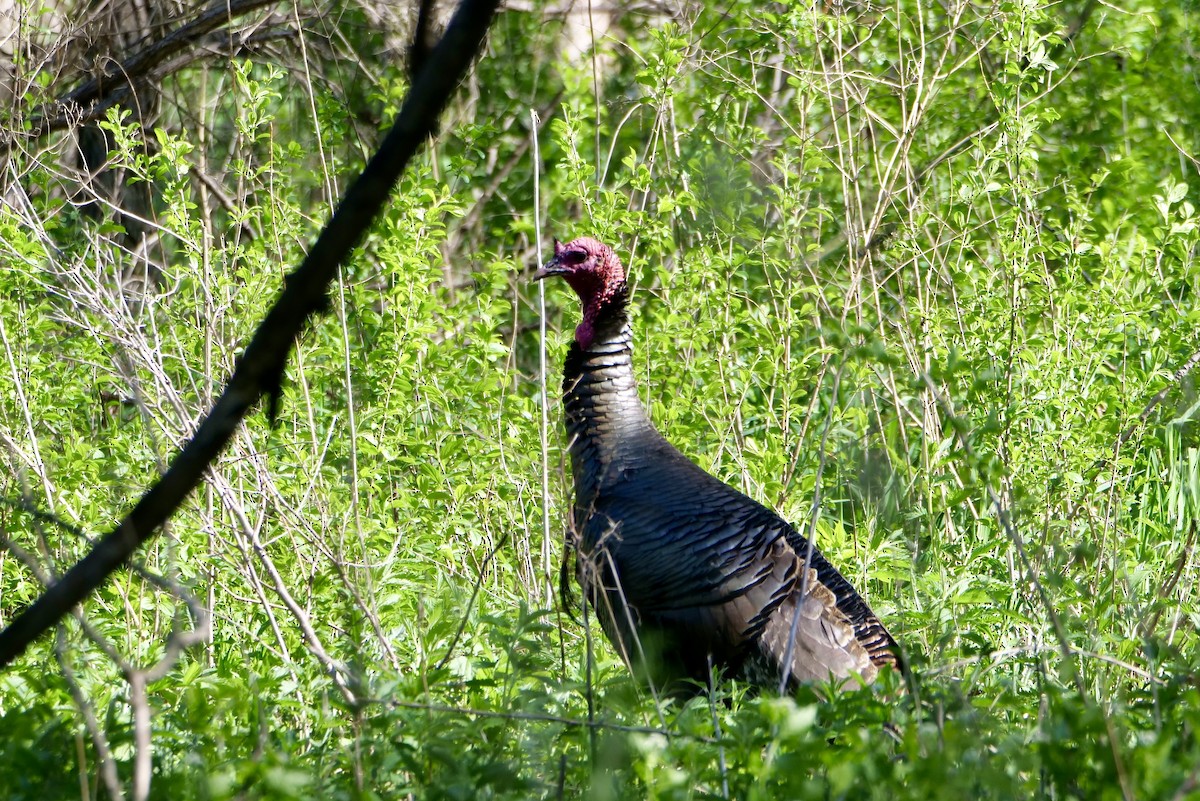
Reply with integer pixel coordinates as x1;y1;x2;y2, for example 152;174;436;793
779;361;845;694
533;107;554;610
435;531;512;671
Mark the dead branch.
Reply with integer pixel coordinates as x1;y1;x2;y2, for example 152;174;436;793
8;0;281;149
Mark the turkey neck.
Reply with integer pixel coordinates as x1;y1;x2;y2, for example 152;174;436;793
562;285;655;498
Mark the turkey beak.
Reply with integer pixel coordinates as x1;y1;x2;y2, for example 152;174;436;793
533;258;566;281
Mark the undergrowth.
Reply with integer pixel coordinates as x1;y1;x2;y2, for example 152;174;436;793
1;1;1199;799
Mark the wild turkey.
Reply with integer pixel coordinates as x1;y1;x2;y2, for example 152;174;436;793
535;236;900;692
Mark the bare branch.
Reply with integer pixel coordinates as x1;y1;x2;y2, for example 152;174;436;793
9;0;280;147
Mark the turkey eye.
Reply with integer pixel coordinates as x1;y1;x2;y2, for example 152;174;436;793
562;250;587;265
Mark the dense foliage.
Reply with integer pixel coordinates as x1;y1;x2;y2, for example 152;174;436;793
2;1;1199;798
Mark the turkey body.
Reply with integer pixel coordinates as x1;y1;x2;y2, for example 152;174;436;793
540;238;899;692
